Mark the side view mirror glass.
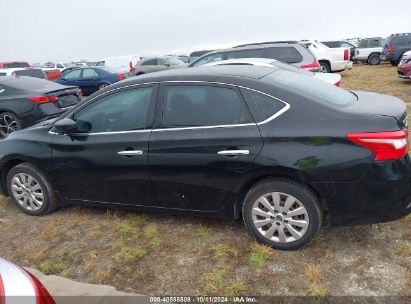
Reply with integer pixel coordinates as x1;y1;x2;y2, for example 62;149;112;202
53;117;78;135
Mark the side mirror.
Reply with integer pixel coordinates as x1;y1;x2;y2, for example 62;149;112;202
53;117;78;135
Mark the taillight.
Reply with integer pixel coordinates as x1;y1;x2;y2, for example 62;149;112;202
24;270;56;304
118;73;125;81
346;130;409;161
388;44;393;54
335;81;341;87
0;274;5;304
26;96;58;104
301;60;320;70
344;49;349;61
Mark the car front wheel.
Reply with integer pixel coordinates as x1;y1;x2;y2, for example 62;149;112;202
6;163;57;215
242;178;322;250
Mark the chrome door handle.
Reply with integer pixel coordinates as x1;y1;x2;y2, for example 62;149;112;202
118;150;143;156
217;150;250;156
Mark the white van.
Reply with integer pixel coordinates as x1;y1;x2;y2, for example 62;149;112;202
95;55;142;73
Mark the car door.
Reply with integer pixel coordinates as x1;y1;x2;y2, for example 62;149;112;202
49;84;158;206
79;68;99;95
148;83;263;212
139;59;158;73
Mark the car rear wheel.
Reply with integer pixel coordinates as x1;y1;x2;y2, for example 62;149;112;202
98;82;110;90
319;61;331;73
242;178;322;250
0;112;21;137
367;54;381;65
6;163;57;215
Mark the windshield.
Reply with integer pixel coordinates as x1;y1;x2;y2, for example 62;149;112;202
263;70;357;107
167;57;185;65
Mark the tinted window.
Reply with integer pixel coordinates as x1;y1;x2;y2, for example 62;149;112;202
341;42;353;48
227;49;265;59
157;58;167;65
266;47;303;63
13;69;46;79
162;85;253;128
73;87;153;133
191;53;224;66
322;41;338;48
141;59;157;66
263;70;357;108
241;89;286;122
57;64;64;69
64;69;82;79
3;62;30;68
82;69;98;78
359;39;382;48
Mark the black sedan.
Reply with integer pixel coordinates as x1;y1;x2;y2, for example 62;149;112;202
0;76;81;137
0;66;410;250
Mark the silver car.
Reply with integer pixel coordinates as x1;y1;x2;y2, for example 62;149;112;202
133;56;187;76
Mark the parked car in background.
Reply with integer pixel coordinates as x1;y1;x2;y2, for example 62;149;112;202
321;40;356;60
0;61;30;69
42;62;78;71
204;58;342;86
189;50;213;63
397;52;411;80
55;66;127;96
0;76;81;136
189;41;320;71
0;257;56;304
1;66;410;250
300;40;352;73
353;37;385;65
133;56;187;75
167;55;190;63
382;33;411;66
95;55;142;73
40;64;62;81
0;67;47;79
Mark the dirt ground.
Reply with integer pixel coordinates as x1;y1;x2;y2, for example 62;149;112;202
0;64;410;299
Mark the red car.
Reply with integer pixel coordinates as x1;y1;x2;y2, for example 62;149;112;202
397;52;411;80
0;257;55;304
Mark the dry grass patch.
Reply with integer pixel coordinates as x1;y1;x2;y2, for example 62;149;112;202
393;243;411;257
303;264;322;282
201;268;227;294
247;244;273;268
93;270;111;284
307;283;328;298
116;247;147;264
117;220;139;237
194;225;214;238
38;261;67;275
225;280;248;296
143;224;163;247
212;244;239;260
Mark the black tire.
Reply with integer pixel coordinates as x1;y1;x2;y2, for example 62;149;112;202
0;112;22;137
98;82;110;90
319;61;331;73
6;162;58;216
390;60;398;66
242;178;322;250
367;53;381;65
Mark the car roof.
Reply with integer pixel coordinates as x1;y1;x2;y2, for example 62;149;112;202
204;58;278;67
122;65;278;86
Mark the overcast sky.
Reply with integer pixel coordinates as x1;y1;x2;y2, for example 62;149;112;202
0;0;409;63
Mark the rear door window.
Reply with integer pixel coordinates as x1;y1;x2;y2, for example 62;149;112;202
227;49;265;59
161;85;253;128
82;69;98;78
65;70;82;80
141;59;158;66
266;47;303;63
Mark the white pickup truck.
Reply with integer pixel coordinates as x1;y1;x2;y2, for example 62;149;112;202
300;40;353;73
353;37;385;65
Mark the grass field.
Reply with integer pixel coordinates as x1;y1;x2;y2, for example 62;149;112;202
0;63;410;298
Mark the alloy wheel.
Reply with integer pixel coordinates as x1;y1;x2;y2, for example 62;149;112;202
0;114;20;135
251;192;309;243
10;173;44;211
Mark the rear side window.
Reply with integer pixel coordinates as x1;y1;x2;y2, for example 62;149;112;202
162;85;253;128
241;89;286;122
65;70;82;79
227;49;265;59
266;47;303;63
141;59;157;66
82;69;98;78
263;70;357;108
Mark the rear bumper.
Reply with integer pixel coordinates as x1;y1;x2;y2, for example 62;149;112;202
332;61;353;71
313;156;411;226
